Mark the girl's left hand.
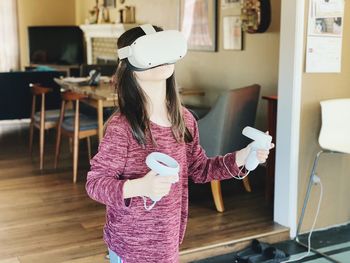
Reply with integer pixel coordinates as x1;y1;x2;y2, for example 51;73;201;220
235;131;275;167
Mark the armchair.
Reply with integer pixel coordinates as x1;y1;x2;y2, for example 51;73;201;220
197;84;261;212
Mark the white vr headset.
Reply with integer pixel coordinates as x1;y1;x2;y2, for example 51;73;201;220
117;24;187;71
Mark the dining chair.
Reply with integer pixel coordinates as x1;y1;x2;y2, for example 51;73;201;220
196;84;261;212
29;83;73;170
54;91;98;183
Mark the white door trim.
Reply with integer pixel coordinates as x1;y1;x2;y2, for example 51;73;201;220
274;0;305;237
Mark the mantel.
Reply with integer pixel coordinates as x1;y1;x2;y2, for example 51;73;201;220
79;23;137;64
80;23;137;38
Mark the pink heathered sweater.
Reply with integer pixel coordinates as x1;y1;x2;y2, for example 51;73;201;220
86;108;242;263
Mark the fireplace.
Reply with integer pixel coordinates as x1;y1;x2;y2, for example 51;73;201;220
79;23;136;64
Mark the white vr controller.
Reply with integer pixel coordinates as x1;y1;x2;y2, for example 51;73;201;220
242;126;272;171
145;152;179;202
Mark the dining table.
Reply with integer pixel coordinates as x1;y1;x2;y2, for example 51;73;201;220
54;77;205;142
55;77;117;142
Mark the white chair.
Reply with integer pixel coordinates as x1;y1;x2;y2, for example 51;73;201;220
318;99;350;154
296;98;350;262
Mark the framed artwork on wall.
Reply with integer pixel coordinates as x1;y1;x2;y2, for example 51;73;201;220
104;0;116;8
221;0;240;9
223;16;243;50
179;0;218;52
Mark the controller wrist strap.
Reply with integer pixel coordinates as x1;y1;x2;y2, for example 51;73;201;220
142;196;157;211
223;153;250;180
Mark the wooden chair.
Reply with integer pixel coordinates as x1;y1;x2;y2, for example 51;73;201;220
29;83;73;170
54;91;98;183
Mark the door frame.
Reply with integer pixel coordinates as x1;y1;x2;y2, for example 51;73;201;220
274;0;306;238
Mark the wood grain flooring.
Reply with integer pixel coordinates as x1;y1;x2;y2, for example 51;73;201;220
0;120;289;263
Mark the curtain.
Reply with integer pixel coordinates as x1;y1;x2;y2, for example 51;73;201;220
181;0;213;47
0;0;19;72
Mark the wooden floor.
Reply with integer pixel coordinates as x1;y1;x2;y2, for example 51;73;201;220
0;120;289;263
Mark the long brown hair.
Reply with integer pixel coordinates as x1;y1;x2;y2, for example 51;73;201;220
113;25;193;146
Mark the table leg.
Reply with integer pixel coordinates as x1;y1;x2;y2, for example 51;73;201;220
97;99;104;142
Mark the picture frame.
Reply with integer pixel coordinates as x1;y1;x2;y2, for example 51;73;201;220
179;0;218;52
223;16;243;50
221;0;240;9
104;0;116;8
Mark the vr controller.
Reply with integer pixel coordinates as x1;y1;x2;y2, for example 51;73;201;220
242;126;272;171
145;152;179;202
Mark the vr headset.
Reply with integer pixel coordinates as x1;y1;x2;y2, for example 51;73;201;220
117;24;187;71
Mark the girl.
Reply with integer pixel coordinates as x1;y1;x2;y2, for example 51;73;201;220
86;25;272;263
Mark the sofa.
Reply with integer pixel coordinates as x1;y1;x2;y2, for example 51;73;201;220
0;71;66;120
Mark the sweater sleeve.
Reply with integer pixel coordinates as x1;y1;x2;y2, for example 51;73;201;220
85;117;132;210
187;115;243;184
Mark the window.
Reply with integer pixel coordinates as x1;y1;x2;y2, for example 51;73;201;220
0;0;19;72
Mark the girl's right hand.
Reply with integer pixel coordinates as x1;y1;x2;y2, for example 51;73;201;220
139;170;178;200
123;170;178;200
